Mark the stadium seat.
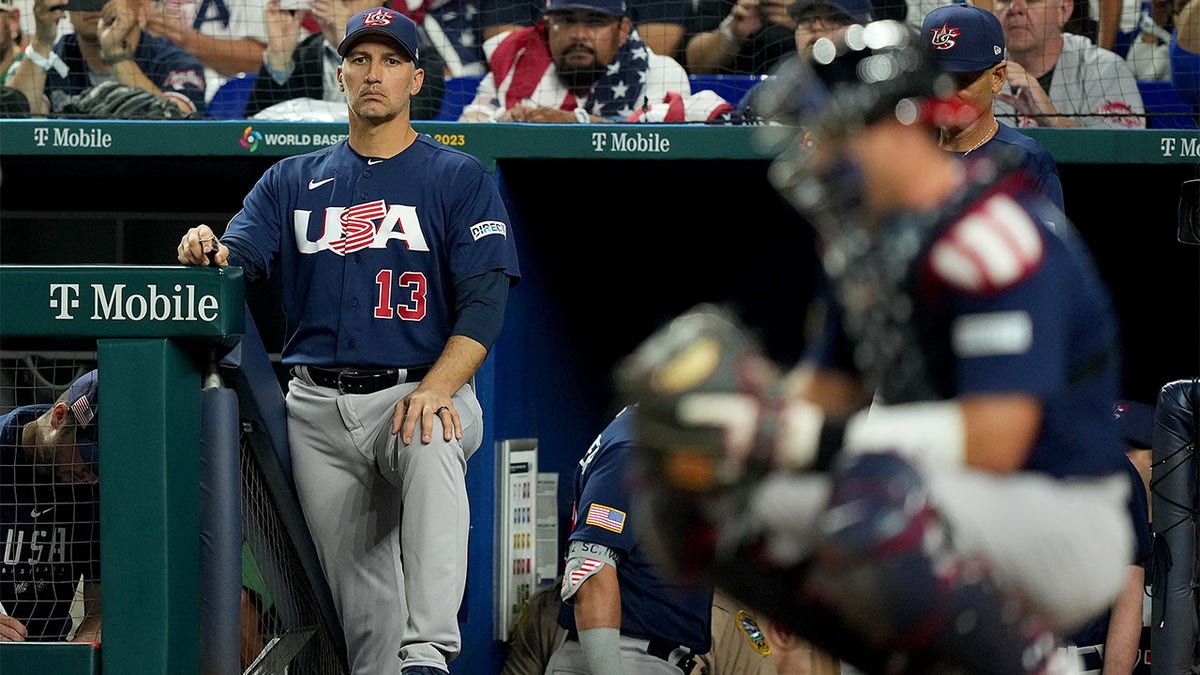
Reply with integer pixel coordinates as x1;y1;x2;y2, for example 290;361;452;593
688;74;765;108
435;74;484;121
207;71;258;120
1138;79;1199;130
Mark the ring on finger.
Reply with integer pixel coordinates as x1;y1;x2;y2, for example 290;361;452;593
435;406;450;414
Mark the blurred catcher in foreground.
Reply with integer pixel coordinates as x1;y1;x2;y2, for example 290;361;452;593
617;20;1135;675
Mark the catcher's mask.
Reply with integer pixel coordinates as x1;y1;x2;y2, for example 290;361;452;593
755;21;971;250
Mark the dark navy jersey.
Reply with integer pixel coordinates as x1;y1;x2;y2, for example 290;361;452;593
0;407;100;641
974;123;1065;213
806;161;1127;478
221;134;521;368
46;32;207;114
558;406;713;653
1068;457;1153;647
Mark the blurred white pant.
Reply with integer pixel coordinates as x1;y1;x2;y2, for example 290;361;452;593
750;467;1132;634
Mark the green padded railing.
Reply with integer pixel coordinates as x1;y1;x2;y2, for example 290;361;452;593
0;119;1196;164
0;265;244;675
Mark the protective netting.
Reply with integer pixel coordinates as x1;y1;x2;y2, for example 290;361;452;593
0;351;100;643
239;425;346;674
0;350;344;672
1;0;1190;126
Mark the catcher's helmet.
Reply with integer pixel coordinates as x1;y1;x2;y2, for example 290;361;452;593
756;20;955;138
754;21;964;248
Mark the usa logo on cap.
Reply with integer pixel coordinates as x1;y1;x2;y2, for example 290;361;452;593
929;23;961;50
363;8;396;26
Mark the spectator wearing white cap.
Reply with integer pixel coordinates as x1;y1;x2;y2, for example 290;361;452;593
921;3;1064;212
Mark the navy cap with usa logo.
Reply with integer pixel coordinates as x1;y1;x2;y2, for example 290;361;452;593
65;369;100;474
66;369;99;439
337;6;420;61
921;3;1006;73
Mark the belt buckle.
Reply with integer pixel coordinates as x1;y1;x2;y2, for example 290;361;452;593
336;369;357;394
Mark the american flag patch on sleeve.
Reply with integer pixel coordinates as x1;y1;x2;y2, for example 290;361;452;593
569;558;603;586
585;503;626;533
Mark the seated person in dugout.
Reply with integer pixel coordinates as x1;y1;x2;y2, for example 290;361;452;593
0;369;101;644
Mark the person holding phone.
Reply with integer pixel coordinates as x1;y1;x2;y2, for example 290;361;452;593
142;0;272;103
684;0;806;74
6;0;206;115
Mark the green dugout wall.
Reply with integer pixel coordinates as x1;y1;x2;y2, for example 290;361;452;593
0;265;244;674
1;120;1198;674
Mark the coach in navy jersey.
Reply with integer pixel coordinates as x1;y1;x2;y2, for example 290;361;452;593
177;7;520;674
0;369;101;643
548;405;712;675
922;3;1065;212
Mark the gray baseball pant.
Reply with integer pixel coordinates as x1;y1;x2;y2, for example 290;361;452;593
286;368;483;674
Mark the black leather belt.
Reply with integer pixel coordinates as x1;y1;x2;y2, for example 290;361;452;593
564;630;695;674
303;365;429;394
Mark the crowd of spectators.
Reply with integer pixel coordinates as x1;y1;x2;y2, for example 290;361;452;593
0;0;1191;123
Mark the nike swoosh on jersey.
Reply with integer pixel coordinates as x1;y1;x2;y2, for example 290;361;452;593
308;177;335;190
367;159;384;165
30;506;53;518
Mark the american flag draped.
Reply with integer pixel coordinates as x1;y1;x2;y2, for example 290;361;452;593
488;21;656;120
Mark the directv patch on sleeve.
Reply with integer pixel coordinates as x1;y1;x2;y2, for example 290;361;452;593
470;221;507;240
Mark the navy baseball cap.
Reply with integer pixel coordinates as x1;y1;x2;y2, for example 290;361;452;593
338;7;420;60
64;369;99;475
921;3;1005;73
788;0;873;24
1113;400;1155;449
67;370;98;434
66;368;99;442
543;0;627;17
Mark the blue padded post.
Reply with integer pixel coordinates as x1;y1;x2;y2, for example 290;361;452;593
1149;378;1199;674
200;384;243;675
1137;80;1199;130
434;75;485;121
206;72;258;120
